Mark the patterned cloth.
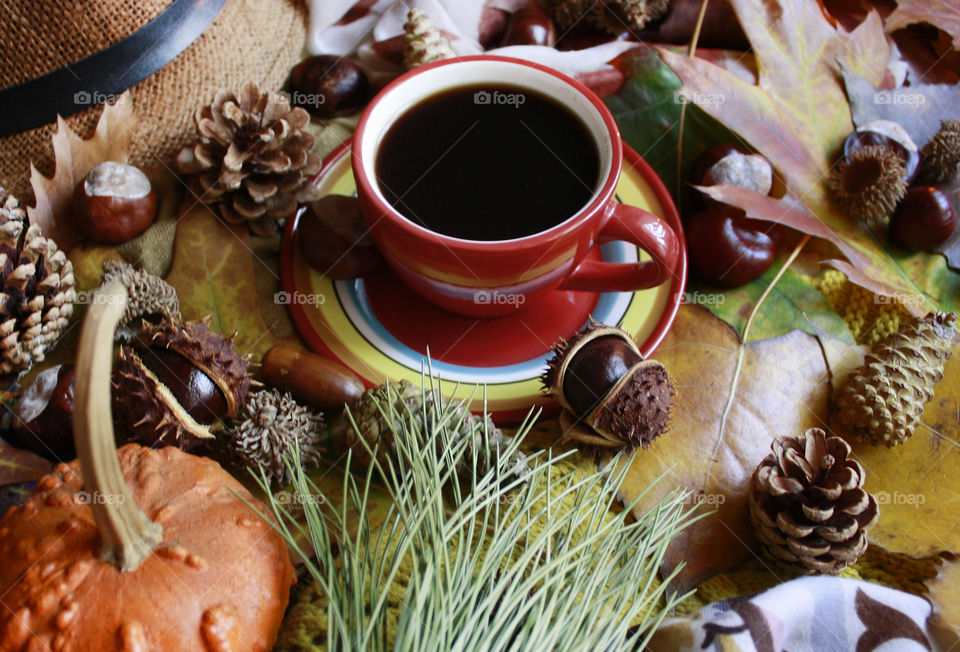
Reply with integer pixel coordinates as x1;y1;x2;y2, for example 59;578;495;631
650;576;936;652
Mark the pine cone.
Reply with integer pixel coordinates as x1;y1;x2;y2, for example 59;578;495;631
101;260;180;329
545;0;671;34
0;189;75;377
833;311;956;446
227;389;324;485
403;8;457;69
749;428;878;574
176;82;323;236
330;380;528;483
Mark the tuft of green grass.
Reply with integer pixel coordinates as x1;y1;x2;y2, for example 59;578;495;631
249;380;699;651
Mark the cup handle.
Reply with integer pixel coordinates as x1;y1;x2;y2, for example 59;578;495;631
560;202;680;292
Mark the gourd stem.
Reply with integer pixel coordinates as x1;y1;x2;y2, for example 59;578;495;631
73;279;163;571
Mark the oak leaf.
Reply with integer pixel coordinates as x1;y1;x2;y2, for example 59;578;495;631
27;94;136;251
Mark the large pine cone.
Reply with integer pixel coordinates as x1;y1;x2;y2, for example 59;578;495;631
331;380;528;483
176;82;322;236
833;311;956;446
0;190;75;377
749;428;878;574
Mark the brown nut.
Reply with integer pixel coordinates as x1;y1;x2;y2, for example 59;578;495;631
74;161;157;244
299;195;383;279
500;4;556;47
288;55;370;119
261;345;365;410
11;364;76;462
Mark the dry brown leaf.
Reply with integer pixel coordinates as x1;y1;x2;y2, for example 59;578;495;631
927;557;960;646
605;304;833;590
27;94;136;250
886;1;960;50
0;438;52;487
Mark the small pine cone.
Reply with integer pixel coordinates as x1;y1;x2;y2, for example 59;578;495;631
330;380;528;483
227;389;324;485
833;311;956;446
828;145;907;223
176;82;323;236
918;120;960;183
749;428;878;574
0;189;75;377
101;260;180;328
403;8;457;69
545;0;670;34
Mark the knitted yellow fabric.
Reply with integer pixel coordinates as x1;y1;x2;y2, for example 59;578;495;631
810;270;909;344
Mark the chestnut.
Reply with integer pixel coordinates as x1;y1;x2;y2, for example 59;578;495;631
843;120;919;183
136;346;228;425
500;4;556;47
562;335;642;418
11;364;76;462
689;144;773;210
888;186;958;252
288;55;370;119
686;205;779;287
74;161;157;244
299;195;383;279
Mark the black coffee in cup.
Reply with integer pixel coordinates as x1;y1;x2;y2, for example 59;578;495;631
375;84;600;241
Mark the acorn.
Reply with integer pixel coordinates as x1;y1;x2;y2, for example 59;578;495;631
541;322;673;451
918;120;960;184
74;162;157;244
111;315;251;449
843;120;920;184
888;186;958;252
829;145;907;223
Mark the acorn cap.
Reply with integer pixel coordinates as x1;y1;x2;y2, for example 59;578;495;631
101;260;180;329
141;315;251;419
829;145;907;223
919;120;960;183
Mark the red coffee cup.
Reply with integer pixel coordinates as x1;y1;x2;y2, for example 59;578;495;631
353;55;680;318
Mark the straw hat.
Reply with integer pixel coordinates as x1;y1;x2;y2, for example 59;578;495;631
0;0;307;198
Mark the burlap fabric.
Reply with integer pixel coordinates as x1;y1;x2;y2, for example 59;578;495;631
0;0;308;199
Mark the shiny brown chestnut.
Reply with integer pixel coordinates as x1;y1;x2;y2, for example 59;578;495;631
136;346;228;425
889;186;958;252
686;205;779;287
542;323;672;451
299;195;383;279
843;119;919;184
500;4;556;47
74;162;157;244
289;55;370;119
11;364;76;462
689;144;773;210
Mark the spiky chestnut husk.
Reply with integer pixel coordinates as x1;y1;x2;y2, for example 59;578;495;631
112;316;251;449
919;120;960;183
140;315;251;419
542;321;673;451
227;389;324;485
100;260;180;330
829;145;907;223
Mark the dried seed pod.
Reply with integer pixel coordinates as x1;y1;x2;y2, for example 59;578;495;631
112;316;251;449
918;120;960;183
542;322;673;451
100;260;180;330
403;8;456;69
829;145;907;223
843;120;920;183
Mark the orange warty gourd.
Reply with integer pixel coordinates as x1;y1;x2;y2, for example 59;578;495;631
0;280;296;651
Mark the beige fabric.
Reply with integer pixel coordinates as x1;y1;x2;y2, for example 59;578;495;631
0;0;308;199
